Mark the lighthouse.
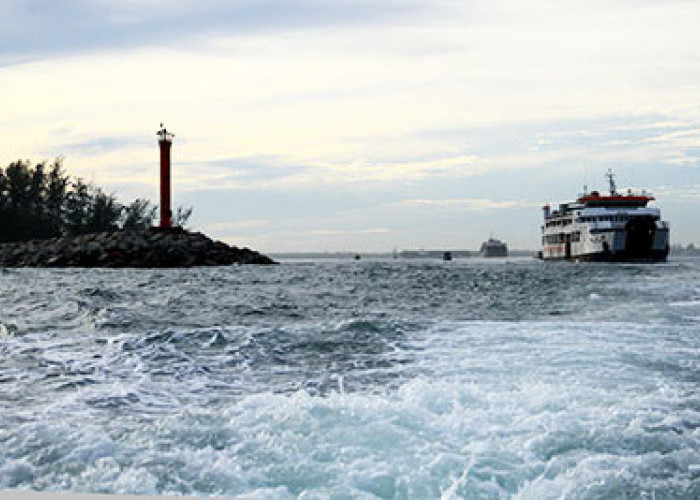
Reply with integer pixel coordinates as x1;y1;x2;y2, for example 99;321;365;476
157;124;174;228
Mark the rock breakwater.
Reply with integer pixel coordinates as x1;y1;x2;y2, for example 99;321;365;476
0;228;276;267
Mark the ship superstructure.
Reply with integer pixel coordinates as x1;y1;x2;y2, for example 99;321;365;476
540;170;669;262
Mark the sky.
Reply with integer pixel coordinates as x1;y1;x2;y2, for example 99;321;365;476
1;0;699;252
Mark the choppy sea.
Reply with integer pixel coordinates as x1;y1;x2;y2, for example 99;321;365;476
1;257;699;498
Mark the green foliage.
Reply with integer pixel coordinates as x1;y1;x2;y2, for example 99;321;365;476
0;160;59;242
122;198;157;229
174;206;193;229
0;159;193;243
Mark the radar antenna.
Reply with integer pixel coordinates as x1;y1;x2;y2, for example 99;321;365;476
605;169;617;195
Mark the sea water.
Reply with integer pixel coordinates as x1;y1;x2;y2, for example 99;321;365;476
0;257;698;498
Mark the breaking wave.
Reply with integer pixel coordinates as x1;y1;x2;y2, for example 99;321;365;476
1;258;699;497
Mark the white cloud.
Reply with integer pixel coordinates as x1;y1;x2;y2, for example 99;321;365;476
652;185;700;200
2;0;700;248
311;227;392;236
206;219;269;231
399;198;530;211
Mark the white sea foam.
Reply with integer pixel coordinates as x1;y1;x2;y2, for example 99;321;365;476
5;324;697;497
1;261;699;497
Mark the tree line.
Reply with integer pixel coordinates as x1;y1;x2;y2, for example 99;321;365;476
0;159;191;243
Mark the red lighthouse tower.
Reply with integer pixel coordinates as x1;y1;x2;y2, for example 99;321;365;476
157;124;174;228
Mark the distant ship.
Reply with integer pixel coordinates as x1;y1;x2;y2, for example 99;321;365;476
540;170;669;262
480;237;508;257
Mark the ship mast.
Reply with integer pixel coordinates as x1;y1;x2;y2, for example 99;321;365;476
605;169;617;196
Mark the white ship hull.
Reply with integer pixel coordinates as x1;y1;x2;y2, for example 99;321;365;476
542;218;669;262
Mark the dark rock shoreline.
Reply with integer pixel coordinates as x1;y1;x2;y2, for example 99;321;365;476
0;228;276;268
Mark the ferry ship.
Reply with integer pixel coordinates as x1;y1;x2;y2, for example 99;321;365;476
480;237;508;257
540;170;669;262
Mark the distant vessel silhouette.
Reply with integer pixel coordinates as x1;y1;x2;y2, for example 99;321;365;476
480;237;508;257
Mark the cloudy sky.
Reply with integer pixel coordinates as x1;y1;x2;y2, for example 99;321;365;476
2;0;699;252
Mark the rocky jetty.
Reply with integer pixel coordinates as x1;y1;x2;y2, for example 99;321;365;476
0;228;276;268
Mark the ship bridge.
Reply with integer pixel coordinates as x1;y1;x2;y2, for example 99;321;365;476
577;192;653;208
577;169;654;208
